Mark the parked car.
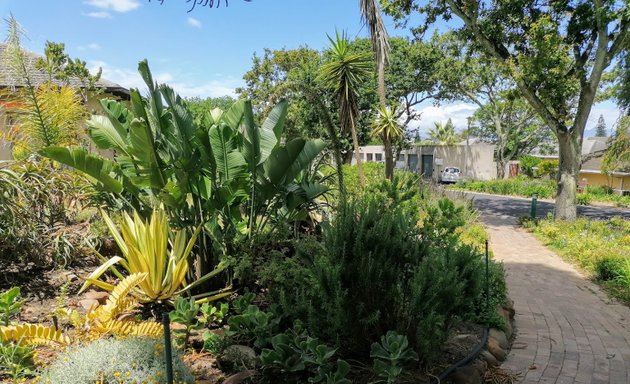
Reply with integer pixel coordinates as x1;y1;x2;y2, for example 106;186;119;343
440;167;461;184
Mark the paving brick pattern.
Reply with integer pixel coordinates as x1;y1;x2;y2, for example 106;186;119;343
480;213;630;384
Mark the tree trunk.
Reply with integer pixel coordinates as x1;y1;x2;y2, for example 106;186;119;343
383;134;394;179
496;159;506;179
350;115;366;185
555;132;581;220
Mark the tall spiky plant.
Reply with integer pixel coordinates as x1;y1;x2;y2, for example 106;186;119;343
318;31;371;186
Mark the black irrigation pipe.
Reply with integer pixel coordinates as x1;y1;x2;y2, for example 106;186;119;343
434;327;489;383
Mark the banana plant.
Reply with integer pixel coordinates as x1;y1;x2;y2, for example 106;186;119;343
40;60;329;275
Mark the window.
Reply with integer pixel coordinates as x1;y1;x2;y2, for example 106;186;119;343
397;154;405;162
375;153;383;162
367;153;373;161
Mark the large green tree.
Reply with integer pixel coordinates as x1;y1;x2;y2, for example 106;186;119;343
382;0;629;220
432;33;552;178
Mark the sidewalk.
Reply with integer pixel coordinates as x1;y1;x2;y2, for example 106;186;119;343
481;213;630;384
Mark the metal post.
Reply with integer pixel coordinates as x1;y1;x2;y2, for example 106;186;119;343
162;313;174;384
530;193;538;219
485;240;490;313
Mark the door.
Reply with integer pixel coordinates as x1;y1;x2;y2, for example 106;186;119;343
421;155;433;178
407;154;418;172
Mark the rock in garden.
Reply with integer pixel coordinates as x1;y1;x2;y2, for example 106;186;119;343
450;366;482;384
223;370;257;384
503;298;515;319
479;350;500;367
489;328;509;350
505;320;513;340
224;345;258;367
83;290;109;304
78;298;99;311
487;338;507;361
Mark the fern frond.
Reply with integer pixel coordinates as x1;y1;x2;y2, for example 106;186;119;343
100;273;147;322
92;319;162;338
0;324;70;346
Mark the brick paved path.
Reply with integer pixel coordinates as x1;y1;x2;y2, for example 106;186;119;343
481;213;630;384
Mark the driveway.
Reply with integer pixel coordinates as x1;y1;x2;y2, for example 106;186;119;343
452;192;630;221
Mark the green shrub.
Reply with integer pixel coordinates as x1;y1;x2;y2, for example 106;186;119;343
266;195;500;363
40;337;194;384
260;329;350;383
576;193;592;206
0;161;98;267
0;341;35;380
596;257;626;281
536;159;559;178
518;155;541;178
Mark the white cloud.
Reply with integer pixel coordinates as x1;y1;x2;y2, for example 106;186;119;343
89;61;240;98
187;17;202;29
78;43;102;51
84;11;112;18
408;102;478;139
84;0;140;12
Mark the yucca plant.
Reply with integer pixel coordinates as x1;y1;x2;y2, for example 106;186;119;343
80;207;231;303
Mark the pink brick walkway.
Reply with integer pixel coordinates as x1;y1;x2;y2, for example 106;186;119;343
482;214;630;384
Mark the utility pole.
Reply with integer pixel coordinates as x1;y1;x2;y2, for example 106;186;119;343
465;116;471;177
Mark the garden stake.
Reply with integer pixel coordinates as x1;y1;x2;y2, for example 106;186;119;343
162;312;174;384
530;193;538;219
485;240;489;314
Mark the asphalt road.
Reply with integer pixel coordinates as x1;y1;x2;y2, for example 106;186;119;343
452;191;630;221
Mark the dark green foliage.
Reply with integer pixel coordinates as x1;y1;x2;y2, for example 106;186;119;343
259;329;349;383
519;155;541;178
263;194;499;363
226;303;280;349
596;257;626;281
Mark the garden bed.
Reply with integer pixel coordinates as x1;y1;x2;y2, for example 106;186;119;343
522;217;630;303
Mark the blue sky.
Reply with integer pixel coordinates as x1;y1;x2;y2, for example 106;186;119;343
0;0;622;136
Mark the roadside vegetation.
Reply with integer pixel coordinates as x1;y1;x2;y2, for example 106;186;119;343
523;217;630;303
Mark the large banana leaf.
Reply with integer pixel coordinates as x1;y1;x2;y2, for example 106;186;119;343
209;123;246;181
39;147;123;194
261;99;288;142
263;138;327;187
87;104;131;156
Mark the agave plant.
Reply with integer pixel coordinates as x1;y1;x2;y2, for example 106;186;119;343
80;206;231;304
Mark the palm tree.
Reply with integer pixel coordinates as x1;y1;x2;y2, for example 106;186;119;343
359;0;395;179
428;120;460;145
372;104;403;143
318;31;371;185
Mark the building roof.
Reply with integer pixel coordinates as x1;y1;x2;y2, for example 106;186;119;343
0;43;129;98
581;136;608;156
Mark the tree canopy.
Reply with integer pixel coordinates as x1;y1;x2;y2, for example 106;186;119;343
381;0;629;220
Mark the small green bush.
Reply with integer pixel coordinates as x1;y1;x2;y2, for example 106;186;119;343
596;257;626;281
518;155;541;178
40;337;194;384
536;159;559;178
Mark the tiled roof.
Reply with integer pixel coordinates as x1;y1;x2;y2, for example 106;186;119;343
0;43;129;98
